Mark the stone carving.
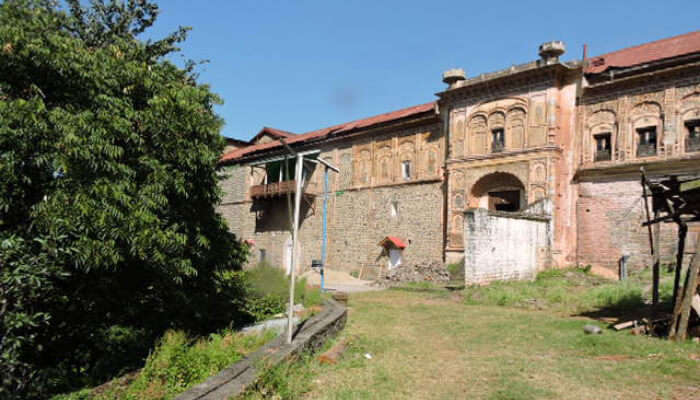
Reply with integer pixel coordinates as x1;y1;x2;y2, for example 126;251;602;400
507;108;526;150
354;149;371;185
339;153;352;188
451;169;465;190
469;114;488;155
426;148;438;176
489;111;506;128
530;185;546;202
587;109;616;128
530;161;546;183
453;192;465;210
630;101;662;117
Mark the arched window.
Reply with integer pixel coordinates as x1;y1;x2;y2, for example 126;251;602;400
399;141;415;181
468;115;488;155
506;108;526;150
586;109;617;163
685;119;700;152
489;112;506;153
680;94;700;153
630;102;662;158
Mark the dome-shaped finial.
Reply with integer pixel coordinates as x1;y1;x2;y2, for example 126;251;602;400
442;68;466;89
538;41;566;64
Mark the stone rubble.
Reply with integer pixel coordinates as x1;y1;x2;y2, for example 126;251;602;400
375;261;450;287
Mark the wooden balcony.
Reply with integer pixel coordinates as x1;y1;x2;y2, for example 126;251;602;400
250;180;316;199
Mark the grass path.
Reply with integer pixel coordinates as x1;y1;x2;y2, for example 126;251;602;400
256;287;699;400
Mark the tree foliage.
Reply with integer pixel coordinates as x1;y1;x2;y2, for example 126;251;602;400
0;1;246;397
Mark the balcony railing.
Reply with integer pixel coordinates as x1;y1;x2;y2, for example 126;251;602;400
594;149;611;162
687;136;700;152
636;143;657;158
250;180;316;199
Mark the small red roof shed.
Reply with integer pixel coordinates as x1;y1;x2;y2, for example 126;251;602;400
378;236;407;249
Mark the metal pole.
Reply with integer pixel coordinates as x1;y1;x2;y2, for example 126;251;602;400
287;153;304;344
321;167;329;291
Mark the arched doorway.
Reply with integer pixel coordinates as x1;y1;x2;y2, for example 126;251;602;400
470;172;525;212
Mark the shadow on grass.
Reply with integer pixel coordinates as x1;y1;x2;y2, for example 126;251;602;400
576;295;673;331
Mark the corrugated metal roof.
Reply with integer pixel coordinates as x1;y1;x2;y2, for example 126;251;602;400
586;30;700;74
221;102;436;163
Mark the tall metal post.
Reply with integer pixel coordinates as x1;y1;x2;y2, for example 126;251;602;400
287;153;304;344
321;167;329;291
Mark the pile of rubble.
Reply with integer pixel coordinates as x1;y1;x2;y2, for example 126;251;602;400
375;261;450;287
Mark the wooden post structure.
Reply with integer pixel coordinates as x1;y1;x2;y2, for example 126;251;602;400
671;221;687;310
640;168;660;304
652;212;661;304
669;234;700;341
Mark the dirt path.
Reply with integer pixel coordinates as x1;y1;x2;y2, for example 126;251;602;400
301;269;381;293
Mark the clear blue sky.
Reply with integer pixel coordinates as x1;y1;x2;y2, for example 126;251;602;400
144;0;700;141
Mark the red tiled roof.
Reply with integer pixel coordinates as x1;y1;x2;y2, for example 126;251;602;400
221;102;436;163
585;30;700;74
378;236;407;249
250;126;297;143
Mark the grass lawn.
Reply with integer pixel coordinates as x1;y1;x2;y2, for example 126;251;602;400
247;269;699;400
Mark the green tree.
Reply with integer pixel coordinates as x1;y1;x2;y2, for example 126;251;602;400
0;1;246;397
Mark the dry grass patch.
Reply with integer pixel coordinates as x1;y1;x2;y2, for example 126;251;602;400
246;272;699;400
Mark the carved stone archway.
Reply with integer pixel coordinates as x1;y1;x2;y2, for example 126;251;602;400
470;172;526;211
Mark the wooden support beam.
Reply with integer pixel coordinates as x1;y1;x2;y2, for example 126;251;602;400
641;169;659;305
671;222;687;311
669;234;700;341
652;211;660;305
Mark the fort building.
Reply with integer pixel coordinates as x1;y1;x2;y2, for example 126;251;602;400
218;31;700;282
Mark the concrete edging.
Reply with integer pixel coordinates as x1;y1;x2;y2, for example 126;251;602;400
174;298;347;400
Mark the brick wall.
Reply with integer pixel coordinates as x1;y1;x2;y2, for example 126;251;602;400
576;178;697;275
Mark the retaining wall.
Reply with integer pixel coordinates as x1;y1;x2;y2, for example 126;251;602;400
175;298;347;400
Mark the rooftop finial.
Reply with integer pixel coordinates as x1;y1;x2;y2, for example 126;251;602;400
442;68;466;89
539;41;566;65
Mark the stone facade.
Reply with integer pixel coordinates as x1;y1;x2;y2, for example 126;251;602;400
220;32;700;281
218;120;444;278
575;59;700;271
439;61;579;267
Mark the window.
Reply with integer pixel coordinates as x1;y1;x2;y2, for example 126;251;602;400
594;133;611;161
636;126;657;157
259;249;266;262
401;160;412;180
685;120;700;152
488;190;520;212
491;128;505;153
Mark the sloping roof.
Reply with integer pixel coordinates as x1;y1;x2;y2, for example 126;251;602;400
221;102;436;163
224;137;249;146
378;236;407;249
249;126;297;143
585;30;700;74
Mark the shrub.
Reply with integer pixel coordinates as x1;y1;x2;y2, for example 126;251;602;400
447;258;465;281
239;263;323;322
0;1;248;397
55;329;275;400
